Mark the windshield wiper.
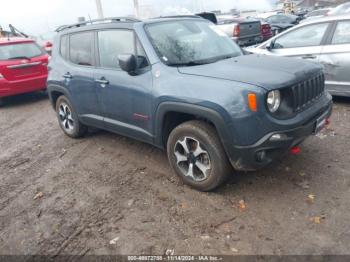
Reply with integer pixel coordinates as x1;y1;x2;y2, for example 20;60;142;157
169;61;209;67
8;56;30;60
168;54;237;67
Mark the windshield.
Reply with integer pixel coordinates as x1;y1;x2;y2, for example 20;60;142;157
146;20;242;66
0;42;43;60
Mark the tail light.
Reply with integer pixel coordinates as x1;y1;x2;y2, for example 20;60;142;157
45;41;53;48
233;25;240;37
261;24;271;33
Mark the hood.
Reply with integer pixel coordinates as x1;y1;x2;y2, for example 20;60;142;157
178;54;322;91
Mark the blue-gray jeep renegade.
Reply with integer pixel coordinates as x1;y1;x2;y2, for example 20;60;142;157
47;16;333;191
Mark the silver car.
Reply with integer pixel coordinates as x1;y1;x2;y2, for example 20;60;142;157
246;14;350;97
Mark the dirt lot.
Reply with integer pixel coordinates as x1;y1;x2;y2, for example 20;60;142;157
0;92;350;256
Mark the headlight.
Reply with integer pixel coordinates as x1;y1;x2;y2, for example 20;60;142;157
267;90;281;113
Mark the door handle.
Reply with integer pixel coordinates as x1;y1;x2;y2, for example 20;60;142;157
95;78;109;86
302;55;317;60
63;73;72;79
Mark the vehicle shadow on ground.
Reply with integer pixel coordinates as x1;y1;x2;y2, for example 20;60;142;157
332;95;350;104
1;91;48;108
83;127;300;196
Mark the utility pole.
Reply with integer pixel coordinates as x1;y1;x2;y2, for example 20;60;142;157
95;0;104;19
133;0;140;18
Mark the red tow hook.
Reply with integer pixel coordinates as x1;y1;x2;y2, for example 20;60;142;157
325;118;331;126
290;146;301;155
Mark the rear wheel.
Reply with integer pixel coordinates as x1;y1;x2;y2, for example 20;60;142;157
55;95;87;138
0;98;4;107
167;121;232;192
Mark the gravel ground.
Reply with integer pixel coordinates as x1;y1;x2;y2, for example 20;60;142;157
0;92;349;256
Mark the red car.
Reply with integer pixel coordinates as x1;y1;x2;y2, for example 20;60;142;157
0;38;49;100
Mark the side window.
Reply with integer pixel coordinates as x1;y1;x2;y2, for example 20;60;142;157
98;30;149;69
69;32;94;66
274;23;329;49
332;21;350;45
98;30;134;69
60;35;68;59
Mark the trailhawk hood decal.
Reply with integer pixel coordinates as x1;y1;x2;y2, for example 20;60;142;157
178;54;322;91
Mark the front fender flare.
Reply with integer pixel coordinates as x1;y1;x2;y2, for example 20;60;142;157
154;102;234;154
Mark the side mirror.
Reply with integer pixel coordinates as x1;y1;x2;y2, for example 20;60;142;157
118;54;137;73
266;40;275;50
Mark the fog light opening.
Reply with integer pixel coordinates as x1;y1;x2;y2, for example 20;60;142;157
290;146;301;155
256;150;267;162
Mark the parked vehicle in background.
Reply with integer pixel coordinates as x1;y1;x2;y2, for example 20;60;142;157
328;2;350;16
261;21;273;41
48;16;332;191
0;38;49;102
34;32;56;56
295;9;309;20
304;8;331;20
246;14;350;97
259;14;300;35
216;16;262;46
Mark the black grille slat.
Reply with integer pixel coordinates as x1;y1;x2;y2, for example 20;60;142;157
291;73;325;112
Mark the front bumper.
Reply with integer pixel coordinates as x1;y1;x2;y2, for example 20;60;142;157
229;100;333;171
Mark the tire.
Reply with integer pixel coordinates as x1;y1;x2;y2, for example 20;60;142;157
55;95;87;138
0;98;5;107
167;120;232;192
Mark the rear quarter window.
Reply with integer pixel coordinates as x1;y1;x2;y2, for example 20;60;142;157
0;42;43;60
60;35;68;59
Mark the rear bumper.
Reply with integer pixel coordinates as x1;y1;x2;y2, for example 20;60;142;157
233;35;263;46
0;75;47;98
228;98;333;171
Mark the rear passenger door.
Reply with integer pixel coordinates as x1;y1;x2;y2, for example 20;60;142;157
64;32;102;127
94;29;153;143
319;20;350;96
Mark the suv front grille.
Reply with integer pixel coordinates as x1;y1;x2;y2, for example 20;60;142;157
292;73;325;112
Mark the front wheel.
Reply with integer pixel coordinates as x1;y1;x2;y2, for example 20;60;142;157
55;95;87;138
167;121;232;192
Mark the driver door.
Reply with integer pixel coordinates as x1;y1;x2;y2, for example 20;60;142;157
266;22;331;62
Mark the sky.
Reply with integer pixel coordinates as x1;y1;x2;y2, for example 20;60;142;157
0;0;277;37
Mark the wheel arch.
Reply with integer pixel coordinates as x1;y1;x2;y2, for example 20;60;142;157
47;84;72;109
155;102;234;154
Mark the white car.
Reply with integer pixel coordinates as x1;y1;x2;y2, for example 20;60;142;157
246;14;350;97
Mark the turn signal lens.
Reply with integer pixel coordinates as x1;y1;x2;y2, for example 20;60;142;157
248;93;257;112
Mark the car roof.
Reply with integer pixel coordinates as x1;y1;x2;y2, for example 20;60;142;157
56;16;208;35
300;13;350;25
0;37;34;45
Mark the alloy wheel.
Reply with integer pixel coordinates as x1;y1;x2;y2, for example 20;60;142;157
174;136;211;182
58;102;74;131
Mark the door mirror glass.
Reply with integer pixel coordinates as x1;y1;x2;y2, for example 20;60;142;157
118;54;137;73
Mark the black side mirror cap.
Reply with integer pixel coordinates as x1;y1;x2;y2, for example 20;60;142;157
118;54;137;73
266;40;275;50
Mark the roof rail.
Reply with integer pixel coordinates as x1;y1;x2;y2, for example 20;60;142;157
55;17;141;32
155;15;201;19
